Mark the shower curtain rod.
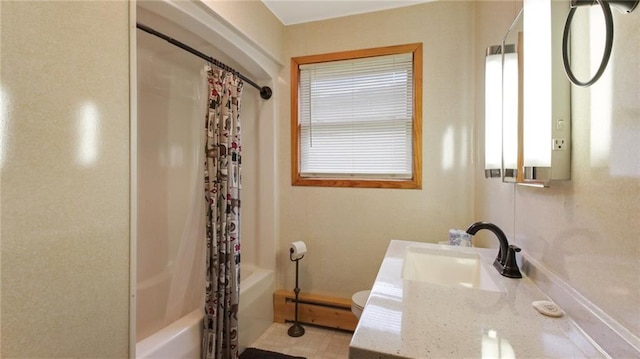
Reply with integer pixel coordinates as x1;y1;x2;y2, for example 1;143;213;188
136;22;273;100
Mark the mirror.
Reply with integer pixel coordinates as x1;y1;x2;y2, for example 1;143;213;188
501;10;523;183
488;0;571;187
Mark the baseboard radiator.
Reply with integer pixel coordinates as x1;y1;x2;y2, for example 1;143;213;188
273;289;358;332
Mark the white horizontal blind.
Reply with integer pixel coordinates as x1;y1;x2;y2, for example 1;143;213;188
298;53;413;178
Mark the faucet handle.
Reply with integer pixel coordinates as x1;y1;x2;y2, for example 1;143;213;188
502;245;523;278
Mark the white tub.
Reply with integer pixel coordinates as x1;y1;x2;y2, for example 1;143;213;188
238;266;276;351
136;308;203;359
136;265;275;359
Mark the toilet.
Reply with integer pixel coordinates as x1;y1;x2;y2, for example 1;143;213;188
351;290;371;319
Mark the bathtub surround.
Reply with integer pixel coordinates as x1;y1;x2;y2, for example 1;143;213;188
135;1;280;357
137;8;253;355
135;9;208;342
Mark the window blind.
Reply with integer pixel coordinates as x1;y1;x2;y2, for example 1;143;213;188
298;53;414;178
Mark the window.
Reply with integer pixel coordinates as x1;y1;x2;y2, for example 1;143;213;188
291;43;422;189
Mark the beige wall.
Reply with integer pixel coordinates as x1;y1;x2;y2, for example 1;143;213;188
203;0;285;63
278;2;477;297
1;1;130;357
279;1;639;341
475;1;640;339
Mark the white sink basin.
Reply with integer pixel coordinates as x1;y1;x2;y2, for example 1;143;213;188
402;246;504;292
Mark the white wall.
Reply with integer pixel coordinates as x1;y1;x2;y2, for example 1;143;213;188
1;1;130;357
475;1;640;340
278;1;477;297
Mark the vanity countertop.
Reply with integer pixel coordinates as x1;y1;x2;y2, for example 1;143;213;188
349;240;605;358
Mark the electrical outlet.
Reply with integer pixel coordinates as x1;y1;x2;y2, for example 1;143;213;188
553;138;567;151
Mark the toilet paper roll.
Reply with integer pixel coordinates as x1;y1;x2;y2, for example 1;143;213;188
289;241;307;260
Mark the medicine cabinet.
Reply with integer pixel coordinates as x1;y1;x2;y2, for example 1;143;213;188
485;0;571;187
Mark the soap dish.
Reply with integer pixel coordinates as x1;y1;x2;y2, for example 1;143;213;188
532;300;564;317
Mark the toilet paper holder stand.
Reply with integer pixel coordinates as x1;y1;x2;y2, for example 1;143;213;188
288;249;305;337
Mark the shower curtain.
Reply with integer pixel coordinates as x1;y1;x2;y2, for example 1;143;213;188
202;66;243;359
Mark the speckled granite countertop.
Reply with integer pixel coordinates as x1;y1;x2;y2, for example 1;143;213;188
349;240;605;359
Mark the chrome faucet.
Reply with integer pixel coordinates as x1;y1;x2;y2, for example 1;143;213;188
465;222;522;278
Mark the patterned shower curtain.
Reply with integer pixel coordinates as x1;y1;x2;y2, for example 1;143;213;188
202;65;243;359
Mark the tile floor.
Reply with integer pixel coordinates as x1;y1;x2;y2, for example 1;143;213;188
248;322;353;359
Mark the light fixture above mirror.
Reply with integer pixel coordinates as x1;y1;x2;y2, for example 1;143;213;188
484;45;505;179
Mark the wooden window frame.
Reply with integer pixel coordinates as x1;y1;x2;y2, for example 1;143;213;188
291;43;422;189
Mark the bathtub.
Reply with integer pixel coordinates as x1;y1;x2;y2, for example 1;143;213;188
237;266;276;351
136;265;275;359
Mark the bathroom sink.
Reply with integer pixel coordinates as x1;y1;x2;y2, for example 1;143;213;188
402;246;504;292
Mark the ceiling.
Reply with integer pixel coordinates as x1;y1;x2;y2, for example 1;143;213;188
261;0;435;25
